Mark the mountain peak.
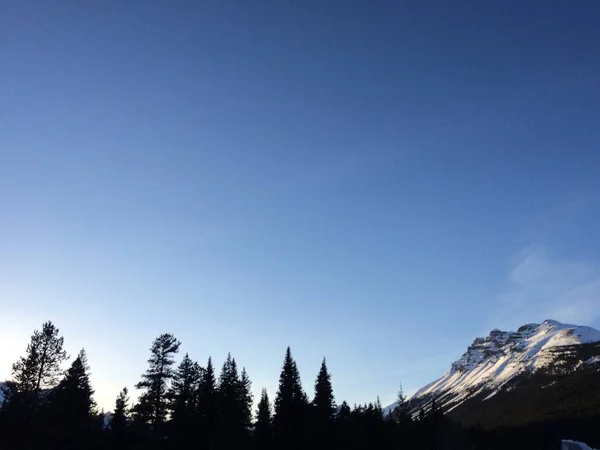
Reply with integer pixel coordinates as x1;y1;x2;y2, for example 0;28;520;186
542;319;561;326
405;320;600;414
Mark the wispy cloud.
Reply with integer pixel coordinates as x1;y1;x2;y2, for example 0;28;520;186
496;247;600;328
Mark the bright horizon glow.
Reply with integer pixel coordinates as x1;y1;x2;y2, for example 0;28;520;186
2;1;600;411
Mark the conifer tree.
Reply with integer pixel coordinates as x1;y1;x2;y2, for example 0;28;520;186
274;347;308;450
168;353;203;438
169;354;202;418
392;383;411;425
337;401;351;422
397;384;406;408
217;354;253;445
366;402;375;419
51;349;96;423
374;396;384;421
218;353;240;426
335;401;352;449
111;387;130;434
350;403;365;428
312;358;336;450
6;321;68;409
47;349;96;447
313;357;336;422
255;388;273;449
196;356;218;449
238;367;253;431
134;333;180;434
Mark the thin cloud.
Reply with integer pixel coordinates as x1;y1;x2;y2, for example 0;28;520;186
496;247;600;328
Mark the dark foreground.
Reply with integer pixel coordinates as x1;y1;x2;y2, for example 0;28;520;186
2;321;599;450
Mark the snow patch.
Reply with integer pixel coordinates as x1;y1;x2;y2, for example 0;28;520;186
482;391;498;401
397;320;600;413
584;356;600;366
562;439;597;450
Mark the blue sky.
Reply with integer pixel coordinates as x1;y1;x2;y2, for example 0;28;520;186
1;1;600;411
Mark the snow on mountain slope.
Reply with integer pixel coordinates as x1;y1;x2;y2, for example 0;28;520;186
562;440;598;450
403;320;600;413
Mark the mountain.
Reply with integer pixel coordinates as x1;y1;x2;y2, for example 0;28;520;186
387;320;600;418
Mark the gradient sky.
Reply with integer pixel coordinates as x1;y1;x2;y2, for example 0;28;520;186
2;1;600;411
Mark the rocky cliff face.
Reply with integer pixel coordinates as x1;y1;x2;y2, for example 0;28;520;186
386;320;600;415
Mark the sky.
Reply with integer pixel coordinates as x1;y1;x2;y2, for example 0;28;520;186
1;1;600;411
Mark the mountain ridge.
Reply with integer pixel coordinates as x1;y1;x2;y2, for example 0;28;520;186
386;319;600;415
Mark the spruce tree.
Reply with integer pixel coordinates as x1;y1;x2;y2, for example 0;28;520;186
111;387;130;434
312;358;335;450
274;347;308;450
168;353;202;438
51;349;96;422
255;388;273;449
374;396;384;421
362;401;386;449
6;321;68;408
335;401;352;449
238;367;253;431
196;356;218;449
48;349;96;445
393;383;411;425
217;354;253;446
337;401;351;422
134;333;180;435
366;402;375;419
217;353;240;426
313;357;335;421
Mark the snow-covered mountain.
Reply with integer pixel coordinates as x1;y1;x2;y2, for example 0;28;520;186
390;320;600;415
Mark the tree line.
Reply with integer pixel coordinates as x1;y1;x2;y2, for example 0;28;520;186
3;320;586;450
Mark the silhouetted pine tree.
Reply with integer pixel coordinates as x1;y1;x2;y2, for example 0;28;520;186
239;367;253;431
397;384;406;407
133;333;180;436
314;357;336;421
217;354;253;447
337;401;351;421
375;396;384;421
255;388;273;449
274;347;308;450
335;401;352;450
312;358;336;449
168;353;202;440
3;321;68;412
111;387;130;434
47;349;96;447
1;321;68;449
392;384;411;426
348;404;366;448
218;353;239;422
196;356;218;450
346;403;383;450
130;396;152;433
51;349;96;421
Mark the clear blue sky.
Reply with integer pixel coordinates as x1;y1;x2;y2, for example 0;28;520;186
2;1;600;411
